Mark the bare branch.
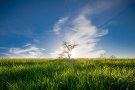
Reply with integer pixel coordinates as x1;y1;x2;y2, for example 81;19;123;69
58;41;78;59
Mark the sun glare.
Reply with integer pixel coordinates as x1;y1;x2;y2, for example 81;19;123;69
71;50;78;58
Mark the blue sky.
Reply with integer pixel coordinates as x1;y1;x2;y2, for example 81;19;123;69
0;0;135;58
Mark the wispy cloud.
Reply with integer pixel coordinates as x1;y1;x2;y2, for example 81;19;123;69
52;17;68;35
7;44;45;58
67;15;108;58
52;14;108;58
81;0;133;16
51;0;134;58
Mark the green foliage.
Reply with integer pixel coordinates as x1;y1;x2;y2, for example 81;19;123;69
0;58;135;90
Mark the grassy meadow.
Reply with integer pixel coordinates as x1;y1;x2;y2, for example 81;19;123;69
0;58;135;90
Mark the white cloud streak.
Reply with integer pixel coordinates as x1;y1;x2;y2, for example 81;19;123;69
7;44;45;58
52;17;68;35
67;15;107;56
51;0;133;58
51;0;124;58
52;14;108;58
81;0;133;16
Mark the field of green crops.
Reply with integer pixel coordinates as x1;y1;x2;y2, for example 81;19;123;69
0;58;135;90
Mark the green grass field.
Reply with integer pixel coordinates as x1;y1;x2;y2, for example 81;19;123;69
0;58;135;90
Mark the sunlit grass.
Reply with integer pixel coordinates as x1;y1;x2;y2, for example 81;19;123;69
0;58;135;90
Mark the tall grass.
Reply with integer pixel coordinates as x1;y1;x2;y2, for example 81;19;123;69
0;58;135;90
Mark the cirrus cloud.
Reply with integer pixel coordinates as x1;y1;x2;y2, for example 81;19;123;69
52;17;69;35
51;14;108;58
7;44;45;58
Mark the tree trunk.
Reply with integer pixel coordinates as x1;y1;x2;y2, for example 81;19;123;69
68;53;71;59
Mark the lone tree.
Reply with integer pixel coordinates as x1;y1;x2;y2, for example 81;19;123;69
58;41;78;59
